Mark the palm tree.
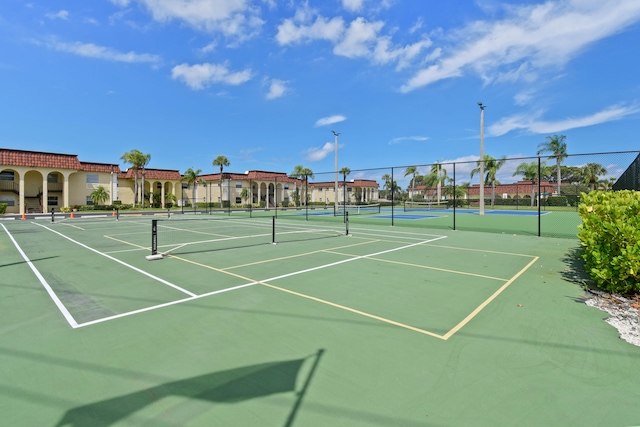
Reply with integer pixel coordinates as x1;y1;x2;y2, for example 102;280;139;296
471;155;506;208
340;166;351;203
442;178;467;206
291;165;314;206
381;173;391;199
582;163;607;191
404;166;417;202
139;152;151;207
239;187;251;206
429;162;447;202
212;155;230;206
538;134;567;195
90;185;110;205
182;167;202;207
120;149;149;208
513;161;549;207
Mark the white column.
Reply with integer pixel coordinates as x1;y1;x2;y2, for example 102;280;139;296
42;175;48;213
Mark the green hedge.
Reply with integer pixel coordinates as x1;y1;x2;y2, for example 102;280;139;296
0;203;6;215
578;190;640;295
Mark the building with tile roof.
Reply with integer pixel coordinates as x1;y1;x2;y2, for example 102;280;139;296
0;148;379;214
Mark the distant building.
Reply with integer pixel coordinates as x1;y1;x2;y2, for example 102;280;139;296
0;148;379;214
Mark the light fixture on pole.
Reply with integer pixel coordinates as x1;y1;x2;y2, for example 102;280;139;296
477;102;485;215
332;130;340;208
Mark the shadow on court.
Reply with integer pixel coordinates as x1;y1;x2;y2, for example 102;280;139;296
53;350;323;427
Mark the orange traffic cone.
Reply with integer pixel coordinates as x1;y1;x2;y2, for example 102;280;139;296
70;211;74;219
21;212;26;220
112;210;116;217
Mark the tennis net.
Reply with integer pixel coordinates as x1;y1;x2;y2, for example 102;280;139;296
147;215;347;260
334;204;381;216
403;201;447;212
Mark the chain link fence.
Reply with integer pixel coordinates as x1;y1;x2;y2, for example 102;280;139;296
175;151;639;239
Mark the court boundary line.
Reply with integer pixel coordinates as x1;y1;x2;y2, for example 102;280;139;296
442;256;539;339
33;223;197;298
71;234;447;329
1;223;79;328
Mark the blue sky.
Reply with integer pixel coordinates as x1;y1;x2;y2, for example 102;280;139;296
1;0;639;187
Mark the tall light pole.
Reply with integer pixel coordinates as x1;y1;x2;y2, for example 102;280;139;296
478;102;485;215
332;130;340;207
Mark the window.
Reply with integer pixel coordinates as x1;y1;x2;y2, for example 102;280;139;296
86;174;99;184
182;183;188;189
235;181;242;188
0;196;15;206
47;173;59;183
284;183;289;190
86;196;94;205
0;171;15;181
347;187;352;192
48;196;59;206
236;197;242;204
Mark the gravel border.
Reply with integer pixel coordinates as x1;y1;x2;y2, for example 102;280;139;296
585;290;640;347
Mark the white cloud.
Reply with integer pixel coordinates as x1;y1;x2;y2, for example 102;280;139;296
276;8;430;69
114;0;264;42
276;12;344;45
45;10;69;20
305;142;335;162
389;136;429;145
342;0;366;12
488;104;640;136
315;115;346;127
334;17;383;58
265;79;289;99
171;62;252;90
42;38;160;64
401;0;640;92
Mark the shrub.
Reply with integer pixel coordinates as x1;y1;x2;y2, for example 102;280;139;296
546;196;568;206
578;190;640;295
0;203;6;215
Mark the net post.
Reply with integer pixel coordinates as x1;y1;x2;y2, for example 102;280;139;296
345;211;349;235
151;219;158;256
272;215;276;244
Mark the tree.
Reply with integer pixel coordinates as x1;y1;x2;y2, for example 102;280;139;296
164;192;177;208
139;152;151;207
582;163;607;191
381;174;391;199
471;155;506;208
239;187;251;206
538;134;567;195
404;166;418;202
340;167;351;203
120;149;150;208
212;155;230;205
513;161;550;207
442;178;467;205
427;162;447;202
291;165;314;206
90;185;109;205
182;167;202;207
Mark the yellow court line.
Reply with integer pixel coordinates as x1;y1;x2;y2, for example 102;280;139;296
442;256;539;340
222;239;381;270
421;243;536;258
323;251;509;282
258;282;446;340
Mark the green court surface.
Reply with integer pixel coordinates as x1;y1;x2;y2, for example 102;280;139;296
1;215;639;426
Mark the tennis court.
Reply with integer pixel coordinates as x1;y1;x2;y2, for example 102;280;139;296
2;213;640;426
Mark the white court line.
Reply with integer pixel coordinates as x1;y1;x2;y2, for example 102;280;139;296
73;234;448;328
33;223;197;298
1;223;79;328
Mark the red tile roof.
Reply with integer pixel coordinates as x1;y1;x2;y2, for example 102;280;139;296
119;168;182;180
1;148;82;169
81;162;121;173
